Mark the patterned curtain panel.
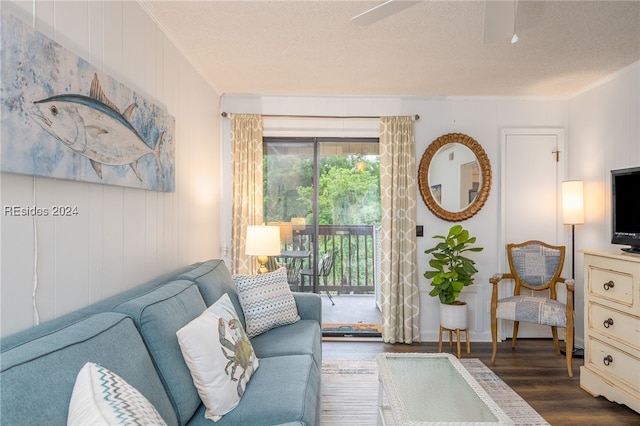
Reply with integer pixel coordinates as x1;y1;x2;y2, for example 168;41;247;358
379;116;420;343
231;114;264;275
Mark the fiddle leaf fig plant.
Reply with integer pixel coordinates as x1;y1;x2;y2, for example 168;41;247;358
424;224;483;305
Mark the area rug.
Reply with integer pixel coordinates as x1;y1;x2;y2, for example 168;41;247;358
322;323;382;337
321;358;550;426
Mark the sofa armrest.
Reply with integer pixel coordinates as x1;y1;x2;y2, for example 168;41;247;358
293;292;322;324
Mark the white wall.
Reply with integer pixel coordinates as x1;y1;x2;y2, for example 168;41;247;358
221;94;569;342
223;64;639;344
568;61;640;342
0;1;221;337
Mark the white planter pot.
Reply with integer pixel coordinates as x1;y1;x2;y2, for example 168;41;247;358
439;302;468;330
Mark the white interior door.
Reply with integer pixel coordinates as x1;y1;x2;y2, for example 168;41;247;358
499;128;566;338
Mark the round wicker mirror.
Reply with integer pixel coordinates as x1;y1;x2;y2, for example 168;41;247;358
418;133;492;221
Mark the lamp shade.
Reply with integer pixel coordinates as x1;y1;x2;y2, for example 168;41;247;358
267;221;293;244
245;225;281;256
291;217;306;231
562;180;584;225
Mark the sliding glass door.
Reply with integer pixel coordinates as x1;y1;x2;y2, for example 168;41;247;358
263;137;380;297
263;139;315;291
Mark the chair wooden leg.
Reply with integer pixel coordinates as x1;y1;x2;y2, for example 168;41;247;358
565;326;574;378
511;321;520;348
491;314;498;363
551;326;560;355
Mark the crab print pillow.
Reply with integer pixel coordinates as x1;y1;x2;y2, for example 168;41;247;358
177;293;259;422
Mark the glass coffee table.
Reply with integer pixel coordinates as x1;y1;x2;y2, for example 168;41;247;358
376;353;513;425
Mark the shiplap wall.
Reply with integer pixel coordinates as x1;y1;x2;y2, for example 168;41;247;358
0;0;221;337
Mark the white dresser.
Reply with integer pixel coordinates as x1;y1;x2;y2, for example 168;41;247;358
581;250;640;413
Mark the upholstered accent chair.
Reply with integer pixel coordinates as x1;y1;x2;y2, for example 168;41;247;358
490;240;575;377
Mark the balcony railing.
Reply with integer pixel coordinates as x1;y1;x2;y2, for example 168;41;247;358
281;224;380;295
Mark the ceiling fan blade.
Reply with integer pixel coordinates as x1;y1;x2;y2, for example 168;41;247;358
483;0;515;43
351;0;420;26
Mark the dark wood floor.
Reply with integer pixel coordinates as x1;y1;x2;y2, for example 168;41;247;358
322;338;639;425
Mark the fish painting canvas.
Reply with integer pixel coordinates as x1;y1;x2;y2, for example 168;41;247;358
1;10;175;192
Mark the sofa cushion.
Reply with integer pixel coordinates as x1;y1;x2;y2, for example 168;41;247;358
177;294;259;422
178;259;246;326
185;355;319;426
68;362;167;426
233;267;300;337
250;320;322;367
497;295;567;327
0;312;177;426
113;280;207;426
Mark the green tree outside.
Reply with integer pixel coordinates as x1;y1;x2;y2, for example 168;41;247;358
264;153;380;225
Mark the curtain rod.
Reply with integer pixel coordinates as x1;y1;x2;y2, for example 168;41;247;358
220;112;420;121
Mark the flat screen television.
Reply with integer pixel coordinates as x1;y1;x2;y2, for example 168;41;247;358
611;166;640;254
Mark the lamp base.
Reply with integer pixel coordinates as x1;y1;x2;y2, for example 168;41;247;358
256;255;269;274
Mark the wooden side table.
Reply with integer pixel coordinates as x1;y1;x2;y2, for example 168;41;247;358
438;326;470;358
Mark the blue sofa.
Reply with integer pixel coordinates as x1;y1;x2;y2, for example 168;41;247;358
0;260;322;426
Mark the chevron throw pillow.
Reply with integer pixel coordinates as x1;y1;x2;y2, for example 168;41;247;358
68;362;167;425
233;267;300;337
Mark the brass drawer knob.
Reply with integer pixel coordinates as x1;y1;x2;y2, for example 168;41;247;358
603;355;614;366
603;280;615;291
603;318;614;328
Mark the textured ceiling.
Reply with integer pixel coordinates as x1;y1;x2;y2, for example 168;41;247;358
142;1;640;97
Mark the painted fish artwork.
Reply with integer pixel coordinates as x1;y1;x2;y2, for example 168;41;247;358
31;73;165;181
1;10;175;191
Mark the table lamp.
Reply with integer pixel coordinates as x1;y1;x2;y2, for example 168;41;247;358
291;217;306;232
267;221;293;245
245;225;281;274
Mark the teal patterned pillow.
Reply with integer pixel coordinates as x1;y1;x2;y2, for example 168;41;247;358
233;267;300;337
68;362;167;425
